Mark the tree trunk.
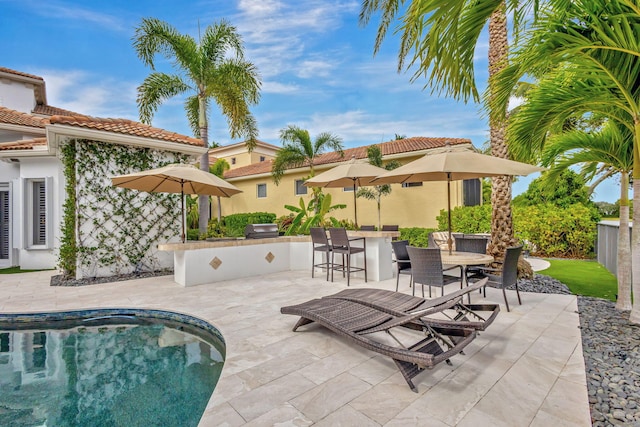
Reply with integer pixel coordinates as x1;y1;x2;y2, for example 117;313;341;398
198;96;210;236
216;195;222;224
487;5;518;256
629;121;640;323
616;173;631;310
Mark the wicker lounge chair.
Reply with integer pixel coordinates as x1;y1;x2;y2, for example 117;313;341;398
326;278;499;331
281;297;477;392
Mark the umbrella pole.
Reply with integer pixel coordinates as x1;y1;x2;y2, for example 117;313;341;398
447;174;453;255
181;183;185;244
353;180;358;228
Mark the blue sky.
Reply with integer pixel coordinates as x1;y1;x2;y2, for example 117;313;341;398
0;0;622;202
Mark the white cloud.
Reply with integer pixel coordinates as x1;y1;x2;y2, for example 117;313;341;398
37;69;139;119
262;80;300;94
18;0;128;32
296;60;336;79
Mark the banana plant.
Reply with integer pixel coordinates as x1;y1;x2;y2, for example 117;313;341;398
284;193;346;235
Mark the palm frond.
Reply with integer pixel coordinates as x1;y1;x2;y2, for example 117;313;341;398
137;72;190;124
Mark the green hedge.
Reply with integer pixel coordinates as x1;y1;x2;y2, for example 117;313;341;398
223;212;277;237
399;227;437;247
434;203;600;258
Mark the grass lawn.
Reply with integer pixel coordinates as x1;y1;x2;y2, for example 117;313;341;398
537;259;618;302
0;266;50;274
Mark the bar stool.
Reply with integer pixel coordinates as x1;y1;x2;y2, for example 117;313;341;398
328;227;367;286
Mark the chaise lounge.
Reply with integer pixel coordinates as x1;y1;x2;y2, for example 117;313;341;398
281;282;492;392
325;278;499;331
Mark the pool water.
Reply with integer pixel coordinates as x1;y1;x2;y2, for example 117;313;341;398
0;311;225;427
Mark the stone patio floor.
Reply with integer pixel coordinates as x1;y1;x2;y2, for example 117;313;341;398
0;269;591;426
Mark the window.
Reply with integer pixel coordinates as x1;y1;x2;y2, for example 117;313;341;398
463;179;481;206
231;157;236;165
257;183;267;198
259;156;266;162
0;190;8;260
401;182;423;188
25;178;51;249
32;181;46;246
295;180;307;195
343;186;354;192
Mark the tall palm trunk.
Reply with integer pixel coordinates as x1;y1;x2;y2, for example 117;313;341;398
616;173;631;310
487;4;533;276
630;119;640;323
198;96;210;235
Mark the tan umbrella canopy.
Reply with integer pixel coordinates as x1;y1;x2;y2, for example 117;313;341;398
372;147;545;253
304;156;388;227
111;163;242;243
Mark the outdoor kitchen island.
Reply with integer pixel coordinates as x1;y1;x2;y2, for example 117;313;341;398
158;230;399;287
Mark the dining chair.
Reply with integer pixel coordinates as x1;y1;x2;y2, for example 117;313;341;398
406;246;462;298
328;227;367;286
360;225;376;231
455;236;490;281
391;240;412;291
310;227;333;281
455;236;489;254
469;245;523;312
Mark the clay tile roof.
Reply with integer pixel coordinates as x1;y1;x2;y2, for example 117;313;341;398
33;104;85;117
0;67;44;81
224;136;471;179
0;106;49;127
0;137;48;151
49;115;204;147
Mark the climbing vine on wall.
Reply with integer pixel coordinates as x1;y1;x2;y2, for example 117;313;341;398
59;139;190;278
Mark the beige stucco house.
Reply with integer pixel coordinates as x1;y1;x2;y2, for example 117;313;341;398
210;137;482;229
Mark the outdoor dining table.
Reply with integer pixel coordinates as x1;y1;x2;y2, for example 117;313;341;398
441;250;494;302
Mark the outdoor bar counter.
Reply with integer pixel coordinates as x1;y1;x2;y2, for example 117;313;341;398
159;230;399;287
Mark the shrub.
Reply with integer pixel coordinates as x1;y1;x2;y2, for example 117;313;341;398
513;203;600;258
433;202;600;258
186;229;200;241
436;204;491;233
223;212;277;237
399;227;437;247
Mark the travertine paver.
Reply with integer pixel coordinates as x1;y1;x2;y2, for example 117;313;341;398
0;269;591;426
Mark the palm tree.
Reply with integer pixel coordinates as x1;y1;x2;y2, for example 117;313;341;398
360;0;540;259
271;125;344;208
540;122;633;310
356;145;401;228
209;158;231;225
490;0;640;321
133;18;261;235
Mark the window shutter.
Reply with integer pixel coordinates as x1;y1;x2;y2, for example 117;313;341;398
33;181;46;246
0;190;8;259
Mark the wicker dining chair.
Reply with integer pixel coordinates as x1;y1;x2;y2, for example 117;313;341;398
468;245;523;312
407;246;462;298
328;227;367;286
310;227;333;281
391;240;412;291
360;225;376;231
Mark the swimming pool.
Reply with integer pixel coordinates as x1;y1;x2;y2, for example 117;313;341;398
0;309;225;427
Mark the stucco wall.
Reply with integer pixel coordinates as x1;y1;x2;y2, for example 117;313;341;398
224;167;463;229
0;79;36;113
15;157;63;270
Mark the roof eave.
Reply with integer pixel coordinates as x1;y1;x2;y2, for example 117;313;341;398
45;124;208;157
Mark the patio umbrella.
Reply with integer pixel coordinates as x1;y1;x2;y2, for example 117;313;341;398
304;156;388;228
111;163;242;243
372;147;545;253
